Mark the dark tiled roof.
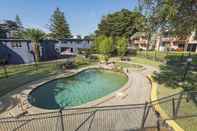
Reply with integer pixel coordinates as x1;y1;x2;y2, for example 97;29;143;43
0;38;93;43
0;39;31;42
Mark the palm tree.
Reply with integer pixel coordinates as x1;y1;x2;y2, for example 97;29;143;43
23;28;45;62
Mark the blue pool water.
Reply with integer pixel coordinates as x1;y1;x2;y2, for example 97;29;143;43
28;68;128;109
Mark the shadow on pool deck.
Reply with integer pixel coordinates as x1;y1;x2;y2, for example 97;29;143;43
0;97;19;113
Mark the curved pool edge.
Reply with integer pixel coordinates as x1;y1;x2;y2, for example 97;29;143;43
76;69;130;108
25;65;130;113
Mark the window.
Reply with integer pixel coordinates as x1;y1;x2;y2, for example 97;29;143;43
0;42;4;46
17;42;22;47
11;42;22;48
76;40;80;44
11;42;17;48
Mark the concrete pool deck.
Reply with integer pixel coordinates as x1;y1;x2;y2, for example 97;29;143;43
0;62;155;119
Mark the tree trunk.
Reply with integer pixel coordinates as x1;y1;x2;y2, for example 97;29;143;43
32;42;40;62
145;32;151;57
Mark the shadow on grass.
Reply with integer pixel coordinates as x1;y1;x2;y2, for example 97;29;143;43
0;70;61;113
0;97;19;114
153;54;197;91
0;65;63;97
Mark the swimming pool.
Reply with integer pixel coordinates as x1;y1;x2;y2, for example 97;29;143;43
28;68;128;109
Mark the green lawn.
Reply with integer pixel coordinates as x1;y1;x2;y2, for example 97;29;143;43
131;56;161;68
115;61;144;70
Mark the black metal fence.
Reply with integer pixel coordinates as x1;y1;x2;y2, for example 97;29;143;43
0;60;65;97
0;104;159;131
151;91;197;131
0;91;197;131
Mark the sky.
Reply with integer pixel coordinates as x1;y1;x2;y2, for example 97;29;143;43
0;0;138;36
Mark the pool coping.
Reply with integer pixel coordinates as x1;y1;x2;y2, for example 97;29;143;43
0;64;134;116
27;66;129;112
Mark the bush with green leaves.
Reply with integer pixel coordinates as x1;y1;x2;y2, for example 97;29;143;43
62;61;76;69
94;36;113;56
116;37;128;57
98;55;109;63
74;55;90;66
113;64;124;73
89;55;99;62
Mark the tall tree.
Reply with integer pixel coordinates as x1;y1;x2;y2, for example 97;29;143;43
140;0;197;38
14;15;24;38
96;36;113;56
96;9;145;38
49;8;72;39
23;28;45;62
116;37;128;57
94;35;105;53
15;15;23;29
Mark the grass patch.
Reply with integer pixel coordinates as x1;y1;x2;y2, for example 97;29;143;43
157;85;197;131
131;57;161;68
157;85;182;98
115;61;144;70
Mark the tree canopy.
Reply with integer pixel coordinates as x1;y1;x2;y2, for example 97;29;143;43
49;8;72;39
95;36;113;56
14;15;24;38
140;0;197;37
23;28;45;43
95;9;145;38
23;28;45;62
15;15;23;29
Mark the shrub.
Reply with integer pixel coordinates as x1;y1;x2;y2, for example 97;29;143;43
62;61;76;69
116;37;128;57
113;64;124;73
74;55;89;65
98;55;109;63
89;55;99;62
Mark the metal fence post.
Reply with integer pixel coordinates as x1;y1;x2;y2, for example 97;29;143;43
59;109;65;131
3;65;8;78
34;62;38;71
175;92;183;117
172;97;176;118
88;110;97;131
75;110;97;131
141;102;150;130
155;111;161;131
